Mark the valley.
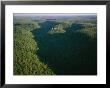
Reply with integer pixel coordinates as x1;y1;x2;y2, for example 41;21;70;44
14;13;97;75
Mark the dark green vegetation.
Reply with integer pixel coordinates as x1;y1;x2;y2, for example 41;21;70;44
14;19;54;75
48;24;66;34
14;14;97;75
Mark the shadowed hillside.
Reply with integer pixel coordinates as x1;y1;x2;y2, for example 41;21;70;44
14;14;97;75
32;21;97;75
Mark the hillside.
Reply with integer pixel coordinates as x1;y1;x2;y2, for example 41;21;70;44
14;14;97;75
14;20;54;75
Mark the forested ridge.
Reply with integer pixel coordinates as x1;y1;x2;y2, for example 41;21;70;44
14;15;97;75
14;19;54;75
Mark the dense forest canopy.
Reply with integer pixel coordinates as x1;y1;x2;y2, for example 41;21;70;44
14;13;97;75
14;19;54;75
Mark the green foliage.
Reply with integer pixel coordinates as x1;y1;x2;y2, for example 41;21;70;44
76;28;96;39
14;20;54;75
14;15;97;75
33;20;97;75
14;19;40;31
48;24;66;34
75;23;97;39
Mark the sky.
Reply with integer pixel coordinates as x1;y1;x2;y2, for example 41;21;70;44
14;13;97;17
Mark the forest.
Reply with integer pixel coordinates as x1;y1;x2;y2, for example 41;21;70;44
14;14;97;75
